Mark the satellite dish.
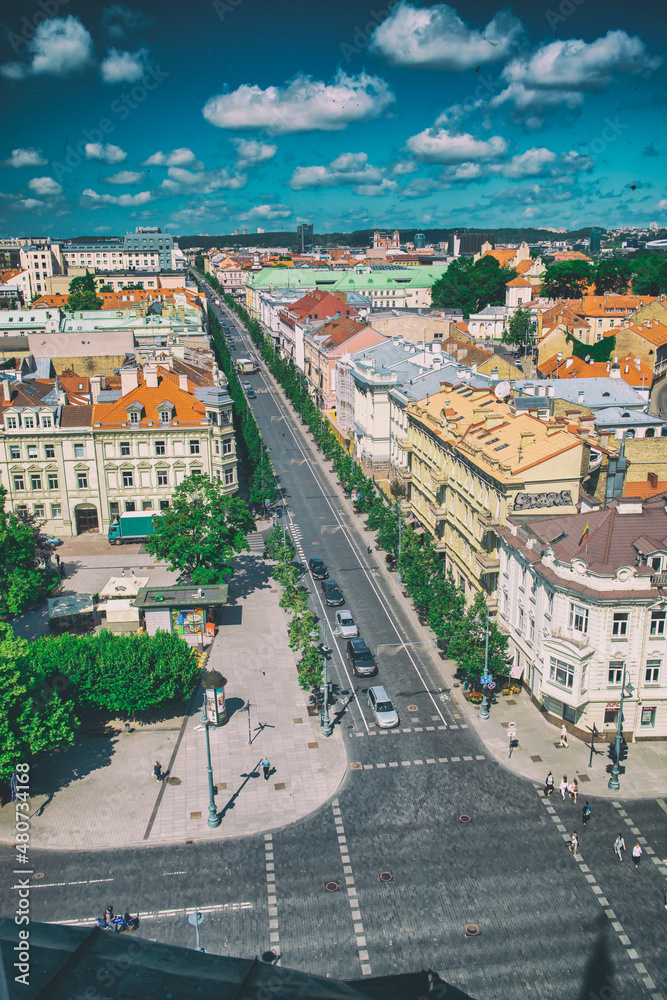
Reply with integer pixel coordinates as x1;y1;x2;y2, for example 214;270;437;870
585;355;591;362
495;381;511;399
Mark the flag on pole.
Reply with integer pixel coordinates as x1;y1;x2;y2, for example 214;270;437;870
579;522;589;546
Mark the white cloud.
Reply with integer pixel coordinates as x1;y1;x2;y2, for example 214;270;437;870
406;128;507;164
289;152;384;190
101;170;145;185
1;16;93;79
231;139;278;167
2;148;47;168
27;176;62;196
489;82;583;129
657;199;667;212
354;178;397;197
85;142;127;164
160;165;246;194
142;147;203;168
390;160;418;177
238;204;292;221
202;71;395;134
102;4;151;39
81;188;151;207
100;47;148;84
19;198;44;210
369;2;524;71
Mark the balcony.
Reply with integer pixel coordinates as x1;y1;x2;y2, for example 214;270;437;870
395;466;412;482
435;537;447;553
652;572;667;587
431;469;448;485
429;503;447;520
477;512;501;529
549;626;591;652
475;550;500;572
396;438;413;452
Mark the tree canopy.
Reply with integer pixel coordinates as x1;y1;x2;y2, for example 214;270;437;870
447;591;509;680
594;258;633;295
540;261;595;299
502;307;537;351
67;272;102;311
630;253;667;296
145;473;255;584
431;256;517;318
0;486;53;614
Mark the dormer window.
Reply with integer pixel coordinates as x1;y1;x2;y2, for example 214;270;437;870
159;410;170;426
130;410;140;424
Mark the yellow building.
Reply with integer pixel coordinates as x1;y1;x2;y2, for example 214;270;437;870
400;385;587;607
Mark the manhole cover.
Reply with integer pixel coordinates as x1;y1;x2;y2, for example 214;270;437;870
190;811;202;820
274;782;286;790
530;755;543;763
167;776;181;785
458;814;472;824
350;762;362;770
325;880;340;892
379;870;394;882
464;923;481;938
185;839;194;845
216;782;227;791
32;872;45;881
308;742;319;749
407;705;419;712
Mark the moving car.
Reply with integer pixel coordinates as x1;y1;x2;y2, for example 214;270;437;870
346;638;376;677
321;579;344;606
242;381;252;389
247;388;256;399
39;534;63;547
367;685;399;728
335;610;358;638
309;558;328;579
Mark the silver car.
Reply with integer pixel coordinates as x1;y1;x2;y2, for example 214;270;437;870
367;685;399;728
335;610;358;638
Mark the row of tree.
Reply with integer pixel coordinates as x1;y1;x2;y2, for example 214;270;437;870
0;486;58;615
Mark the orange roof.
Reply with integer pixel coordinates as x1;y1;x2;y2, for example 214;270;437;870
480;248;516;266
0;268;24;283
625;480;667;499
552;251;593;263
32;288;201;310
539;352;652;386
579;294;657;317
515;259;540;274
93;374;205;428
608;318;667;347
506;276;532;288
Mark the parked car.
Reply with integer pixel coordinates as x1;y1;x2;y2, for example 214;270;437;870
309;557;328;579
346;638;376;677
39;534;63;547
321;579;344;606
229;343;237;350
247;388;256;399
335;610;358;638
367;685;399;728
242;380;252;389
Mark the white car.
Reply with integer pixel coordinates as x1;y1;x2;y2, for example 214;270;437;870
242;380;252;389
335;610;358;638
367;686;399;729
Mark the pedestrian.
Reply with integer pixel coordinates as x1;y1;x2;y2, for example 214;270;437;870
121;568;126;578
632;843;642;869
582;801;591;827
560;774;568;799
55;553;60;566
131;569;136;578
569;778;578;803
614;834;626;861
545;771;554;797
367;541;372;554
261;757;271;781
153;761;163;782
559;724;569;748
106;905;114;923
569;831;579;857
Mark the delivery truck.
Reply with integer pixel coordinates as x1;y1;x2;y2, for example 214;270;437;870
108;510;161;545
237;358;258;374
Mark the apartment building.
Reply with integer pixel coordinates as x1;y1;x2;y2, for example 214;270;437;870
496;496;667;740
19;242;63;298
60;230;181;273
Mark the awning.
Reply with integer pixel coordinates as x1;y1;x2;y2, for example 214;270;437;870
413;526;425;536
510;663;524;679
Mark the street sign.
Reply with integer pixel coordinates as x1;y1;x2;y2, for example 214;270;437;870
482;675;493;685
487;681;496;690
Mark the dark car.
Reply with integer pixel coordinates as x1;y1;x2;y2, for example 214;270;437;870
309;558;328;579
321;579;343;606
247;388;256;399
346;638;376;677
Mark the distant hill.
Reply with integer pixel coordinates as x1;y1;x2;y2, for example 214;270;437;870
177;227;610;253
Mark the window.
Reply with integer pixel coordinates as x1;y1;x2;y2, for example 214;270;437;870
27;445;38;459
46;473;58;491
608;661;624;685
42;415;51;428
125;501;135;512
9;445;20;460
13;475;24;491
122;471;133;488
215;440;220;455
569;603;588;634
142;501;152;511
45;444;55;459
77;473;88;489
221;439;232;456
51;503;61;519
189;439;200;455
30;474;42;491
109;502;120;517
155;441;165;456
159;499;170;510
518;605;524;633
529;618;535;644
157;471;168;486
645;659;661;684
650;611;666;636
550;657;575;690
612;612;629;637
207;411;218;425
129;410;139;424
640;706;656;728
6;416;17;429
159;410;170;426
224;468;235;485
33;504;45;518
120;441;130;457
74;443;84;458
23;415;34;429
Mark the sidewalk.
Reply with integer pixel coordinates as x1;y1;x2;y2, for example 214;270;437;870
0;534;348;849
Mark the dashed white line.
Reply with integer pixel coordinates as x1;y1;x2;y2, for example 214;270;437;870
333;799;371;976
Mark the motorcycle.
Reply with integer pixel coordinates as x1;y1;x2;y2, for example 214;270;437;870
95;910;139;933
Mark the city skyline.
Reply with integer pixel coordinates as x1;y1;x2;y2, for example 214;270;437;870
0;0;665;237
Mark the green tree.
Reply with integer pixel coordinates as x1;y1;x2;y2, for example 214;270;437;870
99;284;114;292
594;258;633;295
630;253;667;296
431;256;517;318
297;644;323;692
145;473;255;584
67;272;102;311
447;592;509;681
0;486;52;614
502;307;536;353
540;261;595;299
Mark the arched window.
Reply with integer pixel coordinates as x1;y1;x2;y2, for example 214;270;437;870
646;427;656;437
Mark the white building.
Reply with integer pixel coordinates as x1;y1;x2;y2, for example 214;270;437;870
496;495;667;741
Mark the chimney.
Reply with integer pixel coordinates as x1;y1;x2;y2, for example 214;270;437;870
90;376;101;404
578;390;585;404
634;357;641;371
120;367;138;395
2;379;11;403
565;358;573;368
178;373;189;392
145;363;159;389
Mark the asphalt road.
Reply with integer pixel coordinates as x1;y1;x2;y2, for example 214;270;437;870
2;287;665;1000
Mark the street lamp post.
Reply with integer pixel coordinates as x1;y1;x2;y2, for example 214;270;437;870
479;604;491;720
396;500;403;584
312;620;332;738
608;667;633;791
204;722;221;828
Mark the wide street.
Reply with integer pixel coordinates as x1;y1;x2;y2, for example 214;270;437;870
1;294;666;1000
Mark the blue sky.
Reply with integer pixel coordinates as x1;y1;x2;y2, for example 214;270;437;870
0;0;665;237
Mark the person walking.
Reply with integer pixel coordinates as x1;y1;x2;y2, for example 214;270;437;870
261;757;271;781
569;778;578;804
582;801;591;827
545;771;554;797
367;541;372;554
614;834;626;861
632;843;642;869
559;724;569;748
569;831;579;857
153;761;163;782
560;775;568;799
